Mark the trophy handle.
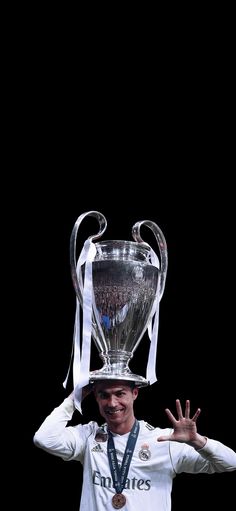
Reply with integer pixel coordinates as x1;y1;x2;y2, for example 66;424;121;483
70;211;107;301
132;220;168;300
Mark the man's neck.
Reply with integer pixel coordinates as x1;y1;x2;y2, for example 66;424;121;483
108;417;136;435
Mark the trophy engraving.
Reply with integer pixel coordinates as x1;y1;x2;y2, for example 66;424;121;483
70;211;168;390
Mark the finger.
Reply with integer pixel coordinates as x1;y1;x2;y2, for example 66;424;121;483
192;408;201;422
175;399;183;419
185;399;190;419
165;408;177;424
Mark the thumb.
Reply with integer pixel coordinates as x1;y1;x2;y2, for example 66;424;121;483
157;435;171;442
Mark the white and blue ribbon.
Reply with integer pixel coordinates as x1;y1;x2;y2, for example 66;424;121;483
146;248;160;385
63;239;96;413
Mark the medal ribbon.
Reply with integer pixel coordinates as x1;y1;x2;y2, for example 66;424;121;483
107;420;140;495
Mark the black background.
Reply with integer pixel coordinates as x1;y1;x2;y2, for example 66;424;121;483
9;13;236;510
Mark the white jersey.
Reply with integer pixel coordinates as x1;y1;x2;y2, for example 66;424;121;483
34;396;236;511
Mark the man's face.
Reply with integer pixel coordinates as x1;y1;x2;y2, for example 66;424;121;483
94;380;139;427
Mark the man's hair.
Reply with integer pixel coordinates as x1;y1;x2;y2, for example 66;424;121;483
127;381;136;390
92;380;137;391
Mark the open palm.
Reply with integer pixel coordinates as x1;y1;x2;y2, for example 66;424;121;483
158;399;201;444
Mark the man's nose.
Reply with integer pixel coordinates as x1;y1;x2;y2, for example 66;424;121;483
107;395;117;407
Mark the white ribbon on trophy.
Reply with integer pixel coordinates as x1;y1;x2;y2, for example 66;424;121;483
63;239;96;412
146;248;160;385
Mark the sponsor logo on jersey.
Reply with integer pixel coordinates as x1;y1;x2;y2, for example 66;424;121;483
93;470;151;490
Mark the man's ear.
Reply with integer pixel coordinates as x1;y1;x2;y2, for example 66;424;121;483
133;387;139;400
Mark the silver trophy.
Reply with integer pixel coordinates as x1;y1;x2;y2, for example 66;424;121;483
70;211;168;387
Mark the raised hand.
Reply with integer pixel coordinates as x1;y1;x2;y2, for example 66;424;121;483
157;399;207;449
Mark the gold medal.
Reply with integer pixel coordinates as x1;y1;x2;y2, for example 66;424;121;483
112;493;126;509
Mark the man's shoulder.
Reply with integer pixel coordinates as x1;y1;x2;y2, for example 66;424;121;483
73;420;100;437
142;421;156;431
139;420;172;436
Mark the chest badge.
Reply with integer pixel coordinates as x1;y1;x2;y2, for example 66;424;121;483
139;443;151;461
95;428;108;442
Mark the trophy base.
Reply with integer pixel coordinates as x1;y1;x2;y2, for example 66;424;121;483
89;351;149;387
89;368;149;388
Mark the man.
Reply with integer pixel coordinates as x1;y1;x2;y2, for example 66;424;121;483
34;380;236;511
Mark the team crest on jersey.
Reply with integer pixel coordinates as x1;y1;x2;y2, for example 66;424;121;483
139;443;151;461
91;444;104;453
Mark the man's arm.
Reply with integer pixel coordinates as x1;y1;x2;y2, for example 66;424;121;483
157;399;236;473
33;385;94;460
33;393;77;459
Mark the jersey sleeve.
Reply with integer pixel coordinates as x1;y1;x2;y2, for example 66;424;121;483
33;395;98;462
170;437;236;474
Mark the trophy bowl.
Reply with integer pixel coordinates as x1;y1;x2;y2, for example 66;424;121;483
89;240;159;386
